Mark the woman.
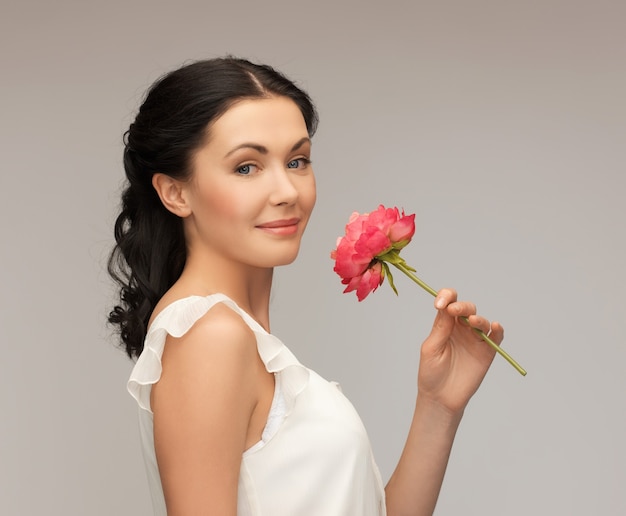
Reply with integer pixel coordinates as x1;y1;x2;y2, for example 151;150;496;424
109;57;502;515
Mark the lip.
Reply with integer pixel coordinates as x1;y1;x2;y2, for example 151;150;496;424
256;218;300;228
256;218;301;235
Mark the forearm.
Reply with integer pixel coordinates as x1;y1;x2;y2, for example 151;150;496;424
385;395;464;516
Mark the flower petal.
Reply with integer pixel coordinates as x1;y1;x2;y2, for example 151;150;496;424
389;212;415;244
354;227;391;259
355;262;384;301
333;238;370;278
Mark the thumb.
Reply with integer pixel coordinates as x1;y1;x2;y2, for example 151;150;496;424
423;304;455;356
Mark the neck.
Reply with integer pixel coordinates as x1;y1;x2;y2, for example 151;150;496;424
176;248;274;332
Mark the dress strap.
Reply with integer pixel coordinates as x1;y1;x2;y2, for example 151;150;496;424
127;294;309;416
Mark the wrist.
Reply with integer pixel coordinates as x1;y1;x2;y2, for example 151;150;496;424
414;393;464;432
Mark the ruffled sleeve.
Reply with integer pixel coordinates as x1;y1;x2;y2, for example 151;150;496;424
127;293;309;417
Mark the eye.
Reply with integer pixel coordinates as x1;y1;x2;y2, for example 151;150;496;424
287;158;311;169
235;163;257;175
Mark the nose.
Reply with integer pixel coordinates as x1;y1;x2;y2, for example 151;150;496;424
268;167;299;206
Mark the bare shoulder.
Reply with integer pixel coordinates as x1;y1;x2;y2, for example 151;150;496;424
157;301;259;389
151;300;260;447
188;301;254;342
151;302;261;512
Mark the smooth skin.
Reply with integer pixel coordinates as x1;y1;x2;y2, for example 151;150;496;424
148;95;502;515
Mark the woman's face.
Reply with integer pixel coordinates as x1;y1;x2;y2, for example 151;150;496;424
182;95;316;269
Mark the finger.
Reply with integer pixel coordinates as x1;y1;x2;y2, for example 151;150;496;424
464;314;491;336
424;308;455;356
488;321;504;345
434;288;457;310
446;301;477;318
426;289;458;355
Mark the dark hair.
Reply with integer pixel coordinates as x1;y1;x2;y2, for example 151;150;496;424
108;57;318;358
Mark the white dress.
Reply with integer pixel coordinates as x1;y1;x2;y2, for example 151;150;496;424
128;293;387;515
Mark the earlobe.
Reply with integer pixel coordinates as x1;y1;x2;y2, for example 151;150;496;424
152;173;192;217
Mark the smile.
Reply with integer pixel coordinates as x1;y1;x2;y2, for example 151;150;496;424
256;218;300;236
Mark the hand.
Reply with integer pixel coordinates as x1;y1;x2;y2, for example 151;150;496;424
417;288;504;414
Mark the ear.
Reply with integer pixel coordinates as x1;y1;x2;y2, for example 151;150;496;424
151;173;192;218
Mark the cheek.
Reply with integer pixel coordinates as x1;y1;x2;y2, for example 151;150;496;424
207;192;237;220
301;176;317;214
195;181;249;223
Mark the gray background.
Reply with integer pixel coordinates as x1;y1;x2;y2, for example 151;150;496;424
2;0;625;514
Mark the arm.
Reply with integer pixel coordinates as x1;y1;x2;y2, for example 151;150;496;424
385;288;504;516
150;304;262;516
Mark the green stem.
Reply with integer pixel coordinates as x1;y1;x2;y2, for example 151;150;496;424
391;261;527;376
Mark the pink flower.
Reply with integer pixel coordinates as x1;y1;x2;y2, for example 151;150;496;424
331;205;415;301
342;261;384;301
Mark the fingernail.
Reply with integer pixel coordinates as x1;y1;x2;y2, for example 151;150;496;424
436;298;445;309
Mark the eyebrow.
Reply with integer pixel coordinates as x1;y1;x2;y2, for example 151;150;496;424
224;137;311;158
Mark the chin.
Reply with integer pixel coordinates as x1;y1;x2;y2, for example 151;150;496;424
266;245;302;267
247;237;305;268
272;251;300;267
274;256;298;267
